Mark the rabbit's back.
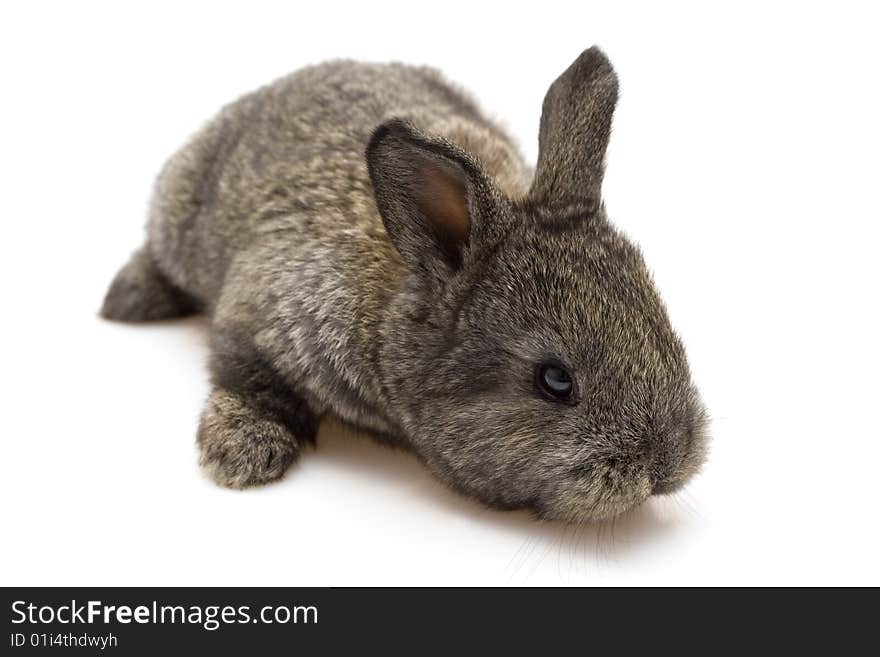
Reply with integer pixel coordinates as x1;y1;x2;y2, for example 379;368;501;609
146;60;530;305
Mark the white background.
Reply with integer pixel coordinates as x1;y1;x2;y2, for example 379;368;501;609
1;1;878;586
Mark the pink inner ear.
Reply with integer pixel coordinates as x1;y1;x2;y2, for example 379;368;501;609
414;157;471;263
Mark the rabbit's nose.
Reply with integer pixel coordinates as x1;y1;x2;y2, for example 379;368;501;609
650;460;685;495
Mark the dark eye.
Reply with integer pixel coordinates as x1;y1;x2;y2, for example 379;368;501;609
535;363;576;402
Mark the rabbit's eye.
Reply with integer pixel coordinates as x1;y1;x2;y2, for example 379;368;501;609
536;363;575;402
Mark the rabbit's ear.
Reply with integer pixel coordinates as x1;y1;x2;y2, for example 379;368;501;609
530;47;619;208
366;119;501;276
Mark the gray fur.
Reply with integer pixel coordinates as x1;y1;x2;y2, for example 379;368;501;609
102;48;708;522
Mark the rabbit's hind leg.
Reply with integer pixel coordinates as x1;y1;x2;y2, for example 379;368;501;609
100;246;198;322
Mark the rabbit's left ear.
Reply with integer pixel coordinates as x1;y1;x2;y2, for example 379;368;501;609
530;46;619;208
366;119;503;277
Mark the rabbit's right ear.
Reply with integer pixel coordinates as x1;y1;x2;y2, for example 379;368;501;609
530;47;619;208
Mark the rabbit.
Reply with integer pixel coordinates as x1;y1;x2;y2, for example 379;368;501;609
102;47;708;522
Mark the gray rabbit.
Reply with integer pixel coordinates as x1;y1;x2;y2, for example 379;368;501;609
102;47;708;522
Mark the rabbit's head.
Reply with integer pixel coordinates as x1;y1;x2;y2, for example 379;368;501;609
367;47;707;522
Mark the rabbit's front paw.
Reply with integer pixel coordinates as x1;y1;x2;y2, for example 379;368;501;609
197;388;300;488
